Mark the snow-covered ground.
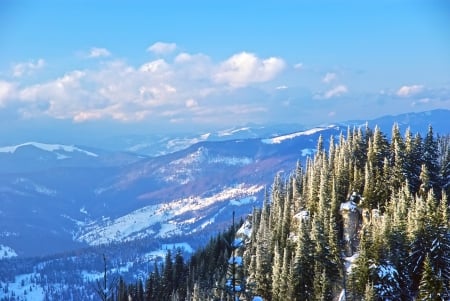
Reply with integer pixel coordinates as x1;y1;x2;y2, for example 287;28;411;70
0;244;18;259
0;273;45;301
75;184;263;246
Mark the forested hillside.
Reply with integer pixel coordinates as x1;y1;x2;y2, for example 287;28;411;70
77;124;450;300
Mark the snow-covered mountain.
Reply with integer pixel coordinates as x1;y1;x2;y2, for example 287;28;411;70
0;142;144;173
0;109;449;300
0;109;449;259
0;124;342;258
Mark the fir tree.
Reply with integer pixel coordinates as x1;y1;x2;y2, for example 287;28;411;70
418;255;444;300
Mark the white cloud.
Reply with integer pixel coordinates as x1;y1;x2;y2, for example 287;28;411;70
294;63;303;70
396;84;424;97
0;80;16;106
12;59;45;77
185;98;198;108
140;59;170;73
147;42;177;55
323;85;348;99
412;98;431;106
6;49;287;123
276;85;288;90
322;72;336;83
88;47;111;58
214;52;285;88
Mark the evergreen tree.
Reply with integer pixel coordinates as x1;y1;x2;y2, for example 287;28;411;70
253;195;272;299
423;126;441;195
279;246;291;300
173;249;186;298
271;243;282;301
390;131;406;193
291;219;314;301
418;255;444;300
438;135;450;196
163;249;174;298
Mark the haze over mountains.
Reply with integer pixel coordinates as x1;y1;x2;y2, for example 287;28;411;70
0;109;448;259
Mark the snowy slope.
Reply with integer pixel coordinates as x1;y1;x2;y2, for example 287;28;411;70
75;184;263;246
261;125;336;144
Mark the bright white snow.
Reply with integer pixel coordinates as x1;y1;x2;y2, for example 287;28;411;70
261;125;336;144
76;184;264;246
236;218;252;238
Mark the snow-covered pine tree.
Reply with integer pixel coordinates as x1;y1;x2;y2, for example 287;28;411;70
423;126;441;196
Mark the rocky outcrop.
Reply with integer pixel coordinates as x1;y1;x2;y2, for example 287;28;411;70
340;194;362;257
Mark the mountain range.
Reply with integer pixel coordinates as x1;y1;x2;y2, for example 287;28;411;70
0;109;449;259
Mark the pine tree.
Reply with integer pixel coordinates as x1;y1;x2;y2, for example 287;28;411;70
136;279;144;301
279;246;292;300
163;249;174;298
271;243;282;301
173;249;186;298
418;255;444;300
390;132;406;193
253;195;272;299
350;228;372;298
404;130;423;194
291;219;314;301
438;135;450;196
423;126;441;195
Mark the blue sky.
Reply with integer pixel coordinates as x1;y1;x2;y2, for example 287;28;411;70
0;0;449;142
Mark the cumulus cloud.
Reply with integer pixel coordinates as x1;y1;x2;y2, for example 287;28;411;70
396;84;424;97
214;52;285;88
322;72;336;83
147;42;177;55
88;47;111;58
12;59;45;77
2;48;288;124
322;85;348;99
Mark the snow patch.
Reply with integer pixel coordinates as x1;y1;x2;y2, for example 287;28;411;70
344;252;359;274
218;127;251;137
294;210;310;221
340;201;358;212
13;177;56;196
236;218;252;238
0;244;18;259
209;155;253;166
261;125;335;144
229;196;256;206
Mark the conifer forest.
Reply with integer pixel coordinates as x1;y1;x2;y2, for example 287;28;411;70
107;124;450;301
